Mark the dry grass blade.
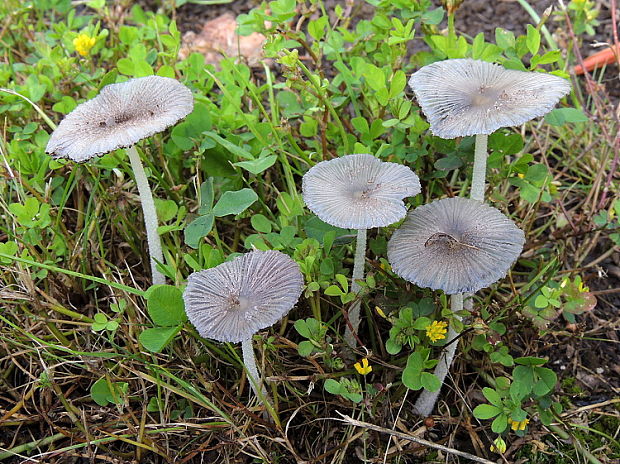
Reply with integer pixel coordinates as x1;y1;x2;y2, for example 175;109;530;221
334;412;496;464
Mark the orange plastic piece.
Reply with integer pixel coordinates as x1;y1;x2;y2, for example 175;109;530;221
574;44;620;75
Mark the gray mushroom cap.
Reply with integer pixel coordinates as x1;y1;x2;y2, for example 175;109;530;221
183;250;304;343
387;197;525;294
302;154;421;229
409;58;571;139
46;76;194;162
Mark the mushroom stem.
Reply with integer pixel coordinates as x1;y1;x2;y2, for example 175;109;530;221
241;337;268;401
127;145;165;286
412;293;463;417
471;133;489;202
344;228;367;347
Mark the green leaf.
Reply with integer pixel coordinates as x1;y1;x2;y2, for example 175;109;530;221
324;379;343;395
482;387;503;407
402;366;422;390
421;7;444;25
511;408;527;422
332;274;347;292
0;241;18;264
532;50;561;65
212;189;258;217
146;285;187;326
52;96;77;114
413;298;435;317
199;178;215;214
155;199;178;222
526;24;540;55
515;356;548;366
297;340;314;357
534;295;549;308
278;191;305;219
473;404;502;419
491;414;508;433
434;155;463;171
90;378;127;406
117;58;135;75
533;367;557;396
139;326;181;353
389;70;406;98
294;319;312;338
234;155;278;175
363;63;386;91
510;380;531;402
308;15;328;40
526;164;548;184
276;90;304;118
203;131;254;160
251;214;272;233
420;372;441;392
184;214;215;249
385;338;402;355
545;108;588;126
351;117;370;135
157;65;175;78
324;285;343;296
343;392;363;403
495;28;515;50
412;317;431;330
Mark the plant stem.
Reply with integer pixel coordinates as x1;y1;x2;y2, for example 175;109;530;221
514;0;557;49
413;293;463;416
127;146;165;285
344;228;367;347
0;433;66;460
471;134;488;202
241;338;267;401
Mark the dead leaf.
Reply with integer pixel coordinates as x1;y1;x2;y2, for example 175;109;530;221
178;13;267;67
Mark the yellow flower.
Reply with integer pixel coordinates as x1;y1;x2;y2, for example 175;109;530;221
490;437;507;454
73;33;96;56
354;358;372;375
517;173;525;179
375;306;387;319
508;418;530;431
425;320;448;342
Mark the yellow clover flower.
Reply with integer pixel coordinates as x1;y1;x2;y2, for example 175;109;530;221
73;33;96;56
354;358;372;375
425;320;448;342
490;437;507;454
508;418;530;431
375;306;387;319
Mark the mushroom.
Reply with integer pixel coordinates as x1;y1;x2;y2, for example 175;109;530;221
46;76;194;285
409;58;570;202
302;153;421;347
183;250;304;403
387;197;524;416
387;197;524;295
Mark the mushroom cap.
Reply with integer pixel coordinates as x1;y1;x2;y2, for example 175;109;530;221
302;154;421;229
183;250;304;343
46;76;194;162
409;58;571;139
387;197;525;294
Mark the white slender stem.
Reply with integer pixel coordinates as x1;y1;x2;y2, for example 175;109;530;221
241;337;268;402
413;293;463;417
471;133;488;202
127;146;165;285
416;136;486;417
344;228;367;347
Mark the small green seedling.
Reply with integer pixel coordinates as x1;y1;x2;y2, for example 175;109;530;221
90;377;129;407
139;285;187;353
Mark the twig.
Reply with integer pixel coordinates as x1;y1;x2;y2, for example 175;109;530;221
334;412;495;464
